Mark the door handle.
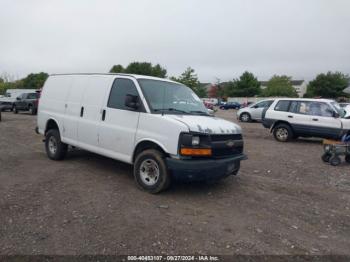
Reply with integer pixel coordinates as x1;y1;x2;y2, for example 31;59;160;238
312;118;319;121
288;115;293;118
102;109;106;121
80;106;84;117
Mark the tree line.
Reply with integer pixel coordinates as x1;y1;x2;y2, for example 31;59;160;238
1;62;349;99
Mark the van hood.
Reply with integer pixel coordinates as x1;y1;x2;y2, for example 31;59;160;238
165;115;242;134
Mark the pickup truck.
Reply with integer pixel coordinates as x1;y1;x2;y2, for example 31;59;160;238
13;92;40;115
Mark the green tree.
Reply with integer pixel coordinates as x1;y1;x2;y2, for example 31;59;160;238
109;64;124;73
170;67;200;90
262;75;298;97
224;71;261;97
195;84;207;98
21;72;49;89
305;71;349;98
109;62;167;78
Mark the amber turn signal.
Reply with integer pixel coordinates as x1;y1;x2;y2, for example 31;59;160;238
180;148;212;156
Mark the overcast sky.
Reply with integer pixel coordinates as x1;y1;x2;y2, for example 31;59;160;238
0;0;349;83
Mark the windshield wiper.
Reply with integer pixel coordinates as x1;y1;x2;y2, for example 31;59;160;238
154;108;189;114
189;110;210;116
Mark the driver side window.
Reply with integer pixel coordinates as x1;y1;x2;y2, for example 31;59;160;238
108;78;141;111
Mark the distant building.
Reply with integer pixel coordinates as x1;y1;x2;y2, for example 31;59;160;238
260;80;307;97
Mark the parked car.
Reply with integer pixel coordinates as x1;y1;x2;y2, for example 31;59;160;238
237;99;274;122
339;103;350;108
0;101;14;111
219;101;241;110
37;74;247;193
262;98;350;142
0;89;38;111
13;92;40;115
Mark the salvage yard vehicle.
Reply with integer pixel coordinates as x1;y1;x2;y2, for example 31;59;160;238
322;139;350;166
37;74;247;193
262;98;350;142
0;89;37;111
13;92;40;115
237;99;274;122
219;101;241;110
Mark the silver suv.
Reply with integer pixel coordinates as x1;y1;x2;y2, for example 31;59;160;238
237;100;274;122
262;98;349;142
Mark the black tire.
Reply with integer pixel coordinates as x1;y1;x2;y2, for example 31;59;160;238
29;105;36;115
240;113;251;122
329;156;341;166
322;153;331;163
345;155;350;164
45;129;68;160
134;149;171;194
13;105;18;114
273;124;293;142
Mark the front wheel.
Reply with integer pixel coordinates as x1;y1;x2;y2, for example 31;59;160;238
273;124;293;142
13;105;18;114
45;129;68;160
240;113;251;122
322;153;331;162
329;156;341;166
134;149;171;194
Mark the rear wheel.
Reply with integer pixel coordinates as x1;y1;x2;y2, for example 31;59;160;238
29;105;36;115
45;129;68;160
134;149;171;194
273;124;293;142
240;113;251;122
345;155;350;164
329;155;341;166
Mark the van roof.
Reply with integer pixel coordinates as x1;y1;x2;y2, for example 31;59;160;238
50;73;178;83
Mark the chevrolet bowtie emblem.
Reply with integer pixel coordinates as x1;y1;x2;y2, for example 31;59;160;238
226;140;235;147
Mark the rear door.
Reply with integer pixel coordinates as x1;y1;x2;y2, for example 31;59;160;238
251;100;273;120
77;75;113;150
62;76;88;145
98;77;144;163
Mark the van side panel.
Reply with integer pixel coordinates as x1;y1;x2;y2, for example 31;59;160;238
77;75;114;149
135;114;189;157
37;76;72;135
61;76;89;145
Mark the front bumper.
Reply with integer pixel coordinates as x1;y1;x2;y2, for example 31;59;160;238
166;154;247;181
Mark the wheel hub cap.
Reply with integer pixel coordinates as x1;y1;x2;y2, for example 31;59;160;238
277;128;288;140
139;159;160;186
48;137;57;155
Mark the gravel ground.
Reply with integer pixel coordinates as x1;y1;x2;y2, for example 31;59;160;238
0;110;349;255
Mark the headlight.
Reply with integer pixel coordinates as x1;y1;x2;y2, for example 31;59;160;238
179;133;211;156
192;136;200;146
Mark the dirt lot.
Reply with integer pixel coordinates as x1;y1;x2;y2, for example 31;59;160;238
0;110;350;255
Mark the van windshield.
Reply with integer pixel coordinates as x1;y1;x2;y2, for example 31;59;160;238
138;79;209;115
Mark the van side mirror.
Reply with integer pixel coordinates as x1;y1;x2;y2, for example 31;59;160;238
124;94;139;110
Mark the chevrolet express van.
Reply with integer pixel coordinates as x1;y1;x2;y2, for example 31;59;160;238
37;74;246;193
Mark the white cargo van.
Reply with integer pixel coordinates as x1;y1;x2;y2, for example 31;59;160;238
37;74;246;193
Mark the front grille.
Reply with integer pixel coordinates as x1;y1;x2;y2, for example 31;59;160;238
210;134;242;141
210;134;243;157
